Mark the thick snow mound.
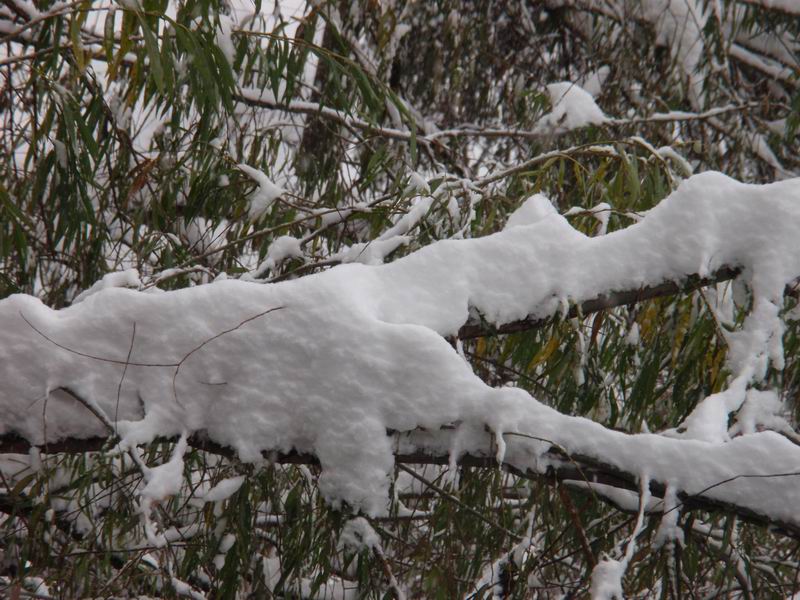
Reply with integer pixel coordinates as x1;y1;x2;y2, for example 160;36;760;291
1;172;800;520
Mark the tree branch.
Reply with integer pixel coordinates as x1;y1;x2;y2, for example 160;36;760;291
458;265;744;339
2;429;797;540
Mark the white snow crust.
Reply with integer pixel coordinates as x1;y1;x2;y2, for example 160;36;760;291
259;235;303;273
237;163;285;221
503;194;558;230
589;557;625;600
2;172;800;521
536;82;607;133
72;268;142;304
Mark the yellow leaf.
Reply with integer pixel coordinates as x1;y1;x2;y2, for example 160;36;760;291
637;301;659;343
475;337;486;358
671;303;692;368
528;334;559;370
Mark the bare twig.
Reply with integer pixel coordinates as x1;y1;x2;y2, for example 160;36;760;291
171;306;284;404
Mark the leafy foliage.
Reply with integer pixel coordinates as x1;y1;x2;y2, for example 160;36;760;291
1;0;799;597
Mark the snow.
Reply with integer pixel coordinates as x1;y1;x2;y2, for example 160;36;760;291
72;268;142;304
729;389;789;437
579;66;610;98
263;555;359;599
657;146;694;176
653;484;684;549
641;0;707;108
564;480;661;514
180;218;229;262
339;517;381;552
139;434;187;502
52;139;68;169
590;477;651;598
259;235;303;273
331;237;410;266
503;194;558;230
215;14;235;66
214;533;235;569
2;172;800;522
116;0;142;10
467;512;539;599
237;163;285;222
404;170;430;195
535;82;607;133
625;322;640;346
377;196;434;239
202;475;245;502
589;557;625;600
729;41;797;85
748;132;791;178
171;574;206;600
757;0;800;13
138;434;189;546
564;202;612;235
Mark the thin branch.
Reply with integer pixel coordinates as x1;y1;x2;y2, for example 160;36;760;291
396;463;522;541
20;311;176;367
457;266;743;339
234;89;417;143
427;104;763;141
171;306;284;404
557;485;598;568
55;386;114;434
116;322;137;428
236;88;767;145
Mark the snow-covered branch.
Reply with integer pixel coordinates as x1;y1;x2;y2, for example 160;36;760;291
4;427;798;539
458;265;744;338
2;171;799;528
3;1;800;593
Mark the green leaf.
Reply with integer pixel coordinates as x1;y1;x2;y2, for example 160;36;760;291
103;7;116;62
69;15;86;72
137;13;166;93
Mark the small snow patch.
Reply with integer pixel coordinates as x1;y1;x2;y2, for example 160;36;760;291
536;82;607;132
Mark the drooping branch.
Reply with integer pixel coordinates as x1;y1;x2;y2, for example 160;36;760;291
2;429;798;539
